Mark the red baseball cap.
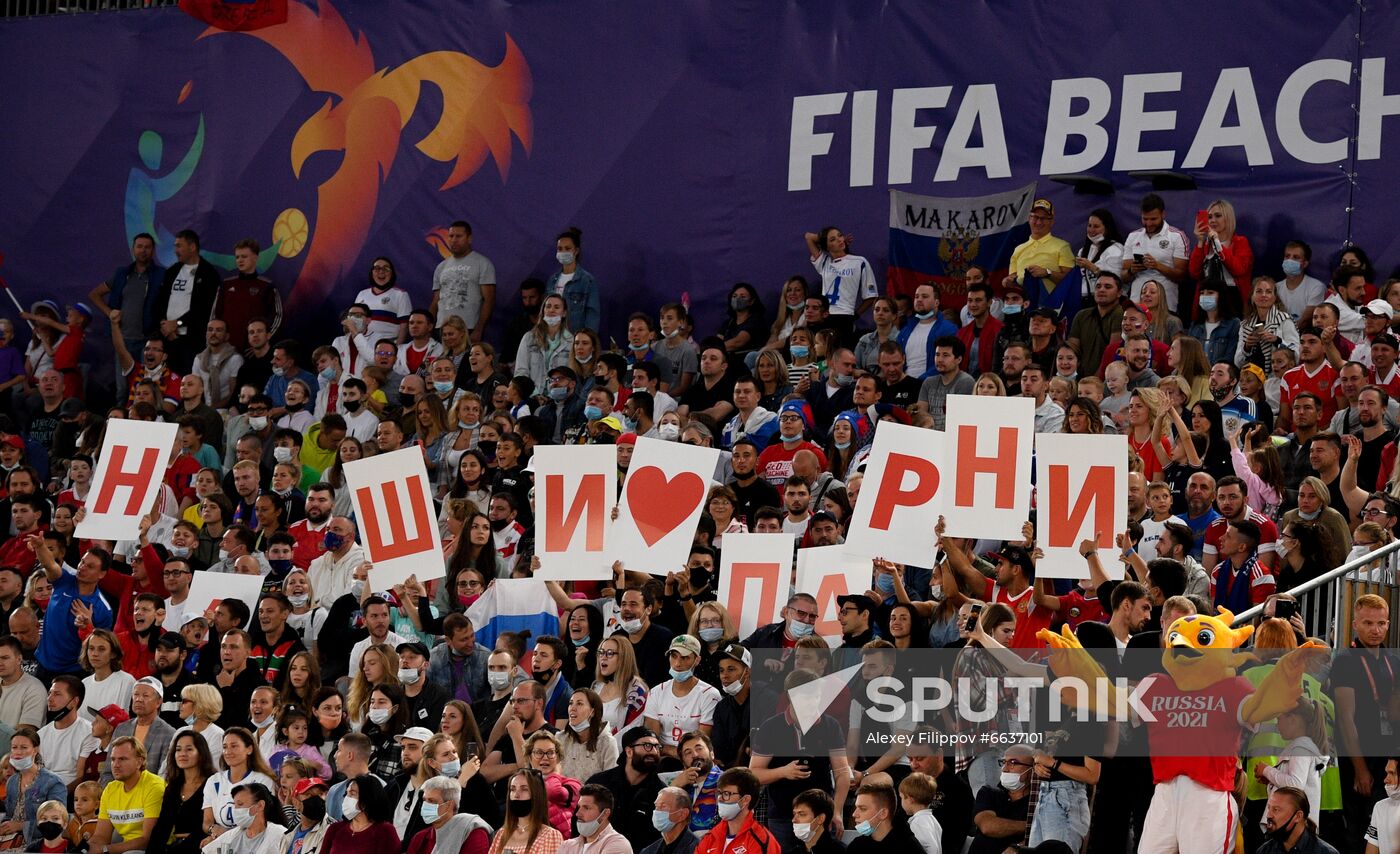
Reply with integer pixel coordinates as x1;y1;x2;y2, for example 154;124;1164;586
292;777;328;797
88;704;130;728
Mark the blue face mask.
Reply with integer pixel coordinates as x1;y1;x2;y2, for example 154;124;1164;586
440;758;461;776
790;345;810;359
834;373;854;387
319;367;337;381
1282;259;1303;277
574;635;591;647
876;573;896;594
622;416;637;433
834;440;851;451
855;820;877;837
583;404;604;421
699;627;724;643
915;310;938;321
268;558;293;575
669;668;694;682
548;386;569;401
1199;295;1219;312
420;802;440;824
652;810;677;833
629;342;650;352
323;532;344;551
1002;304;1022;316
434;380;454;395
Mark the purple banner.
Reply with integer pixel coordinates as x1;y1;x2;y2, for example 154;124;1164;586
1;0;1396;354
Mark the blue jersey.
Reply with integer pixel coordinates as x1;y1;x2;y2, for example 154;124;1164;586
36;567;115;674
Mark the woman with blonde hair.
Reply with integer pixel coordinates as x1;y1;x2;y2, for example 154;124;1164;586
488;770;561;854
590;635;648;736
79;628;135;719
1237;276;1299;376
1139;279;1183;343
762;276;810;355
1190;198;1254;308
179;684;226;765
413;395;450;459
565;326;600;382
1125;387;1171;481
687;600;737;687
433;393;484;495
346;644;400;729
1280;477;1351;568
515;294;573;390
439;315;471;370
972;372;1005;396
1156;375;1192;422
1;729;65;846
752;348;793;412
283;570;327;655
1168;335;1211;405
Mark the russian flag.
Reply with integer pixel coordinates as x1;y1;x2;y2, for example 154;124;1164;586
465;579;560;652
886;184;1035;314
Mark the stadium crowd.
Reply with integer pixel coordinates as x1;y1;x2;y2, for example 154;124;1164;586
0;196;1396;854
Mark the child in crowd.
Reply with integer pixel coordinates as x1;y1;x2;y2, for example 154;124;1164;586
1101;361;1131;427
69;782;102;848
899;772;943;854
28;800;69;854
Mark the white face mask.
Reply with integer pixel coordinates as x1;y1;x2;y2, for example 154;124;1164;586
488;671;512;691
621;617;643;634
273;446;294;464
722;679;745;696
658;423;680;441
792;822;814;842
287;593;309;608
1000;771;1025;791
1388;783;1400;799
367;708;391;726
232;807;255;829
397;668;420;685
248;416;269;431
341;796;360;821
576;817;601;837
1348;544;1375;564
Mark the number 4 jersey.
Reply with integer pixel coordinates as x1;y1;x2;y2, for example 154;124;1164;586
1136;671;1256;792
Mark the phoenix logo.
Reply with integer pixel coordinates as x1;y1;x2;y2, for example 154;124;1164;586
200;0;533;312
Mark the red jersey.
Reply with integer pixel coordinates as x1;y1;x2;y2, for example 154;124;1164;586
983;579;1053;650
126;364;182;408
756;442;828;486
0;526;45;572
1054;588;1107;630
1280;362;1340;425
288;517;330;569
51;329;85;398
56;488;87;509
1374;364;1400;401
1202;510;1279;561
214;274;282;351
164;454;201;505
1137;672;1255;792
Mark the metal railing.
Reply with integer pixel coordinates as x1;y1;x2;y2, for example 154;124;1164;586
1232;538;1400;647
1;0;175;16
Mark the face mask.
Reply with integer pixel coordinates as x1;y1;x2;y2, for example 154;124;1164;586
324;532;345;551
441;758;461;776
876;573;896;594
300;796;326;823
459;593;481;609
1298;507;1321;520
489;517;512;532
556;251;575;266
576;817;602;837
533;668;555;684
834;373;854;387
722;678;745;696
1000;771;1025;791
273;446;294;464
915;310;937;321
233;807;255;829
37;822;63;842
269;558;293;575
288;593;309;608
10;755;33;771
730;296;751;311
286;399;306;412
1088;233;1105;245
434;381;455;395
669;668;693;682
272;366;286;377
569;719;591;733
792;822;813;841
548;385;569;402
341;796;360;821
478;440;497;458
1282;259;1303;277
855;819;878;837
318;367;337;382
218;548;232;562
251;714;272;729
658;423;680;441
420;801;440;824
1002;304;1022;315
789;345;809;359
628;342;650;353
368;708;392;726
343;399;362;413
621;617;643;634
170;545;191;558
488;671;512;691
397;667;420;685
248;416;269;431
458;420;479;431
574;635;591;647
621;416;638;433
507;799;533;818
788;619;813;638
584;405;604;421
1349;545;1374;563
717;801;741;821
652;810;677;833
834;440;851;451
543;314;562;328
1387;783;1400;799
350;579;366;599
185;714;198;726
1267;812;1300;843
1199;295;1218;312
699;627;724;643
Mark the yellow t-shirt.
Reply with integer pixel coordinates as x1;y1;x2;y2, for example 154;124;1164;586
1009;233;1074;281
99;771;165;843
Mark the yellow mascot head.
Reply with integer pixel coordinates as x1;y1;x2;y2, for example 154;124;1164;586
1162;607;1256;691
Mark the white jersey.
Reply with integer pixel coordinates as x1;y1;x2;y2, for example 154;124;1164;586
811;252;877;316
642;679;720;747
1367;794;1400;854
1122;223;1190;312
354;286;413;342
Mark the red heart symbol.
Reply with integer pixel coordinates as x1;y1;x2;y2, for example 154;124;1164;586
626;466;706;547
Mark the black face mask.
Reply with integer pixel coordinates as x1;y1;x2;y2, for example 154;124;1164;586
343;399;362;413
285;401;305;412
44;704;70;724
36;822;63;841
489;517;511;532
1268;812;1301;843
507;799;533;818
299;796;326;823
477;440;497;459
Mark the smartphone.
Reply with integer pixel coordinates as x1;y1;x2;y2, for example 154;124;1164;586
1133;253;1145;264
464;741;479;759
964;602;984;632
1196;209;1210;232
1273;600;1296;620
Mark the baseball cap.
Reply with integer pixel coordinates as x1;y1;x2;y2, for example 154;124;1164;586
88;704;130;728
1365;299;1396;319
1028;306;1059;321
156;632;186;651
395;726;435;744
836;594;872;613
985;545;1036;577
1002;282;1026;298
292;777;328;798
179;611;208;628
617;433;637;446
668;634;702;658
134;676;164;696
1374;333;1399;350
598;415;624;433
547;365;578;383
59;398;83;419
72;302;94;322
1240;363;1266;386
396;641;430;659
1030;199;1054;215
719;642;752;669
1;435;23;451
809;510;840;528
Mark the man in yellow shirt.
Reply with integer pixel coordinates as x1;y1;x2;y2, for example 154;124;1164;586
1005;199;1076;317
90;737;165;854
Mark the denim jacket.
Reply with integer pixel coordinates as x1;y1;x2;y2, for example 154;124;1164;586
547;266;602;335
1189;316;1241;367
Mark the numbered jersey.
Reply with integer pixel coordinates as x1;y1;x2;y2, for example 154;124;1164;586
811;251;877;316
1137;672;1255;792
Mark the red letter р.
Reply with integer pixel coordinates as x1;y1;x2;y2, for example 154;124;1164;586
869;452;940;529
